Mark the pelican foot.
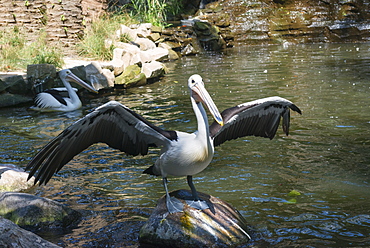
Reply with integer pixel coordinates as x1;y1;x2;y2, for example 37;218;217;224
185;199;209;211
166;196;184;214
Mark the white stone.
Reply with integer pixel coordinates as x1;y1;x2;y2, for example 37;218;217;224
141;61;166;79
135;37;156;51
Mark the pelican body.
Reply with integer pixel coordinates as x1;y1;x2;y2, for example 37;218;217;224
27;74;301;213
30;69;98;112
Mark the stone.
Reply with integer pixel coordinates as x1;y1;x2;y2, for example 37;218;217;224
181;44;198;56
119;24;137;41
5;75;31;95
0;92;33;108
0;217;61;248
142;47;169;62
135;37;156;51
115;64;147;88
84;62;110;90
27;64;56;94
102;69;115;88
193;20;226;51
139;189;251;248
141;61;167;79
158;43;180;60
111;48;126;76
0;192;81;232
0;164;35;192
147;32;161;42
151;25;162;33
115;42;141;53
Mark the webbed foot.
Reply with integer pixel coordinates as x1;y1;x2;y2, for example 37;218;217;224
166;196;184;214
185;199;209;211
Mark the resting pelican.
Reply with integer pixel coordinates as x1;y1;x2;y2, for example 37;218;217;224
30;69;98;112
26;74;301;213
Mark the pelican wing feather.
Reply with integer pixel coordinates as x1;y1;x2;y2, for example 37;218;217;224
210;96;302;147
26;101;177;185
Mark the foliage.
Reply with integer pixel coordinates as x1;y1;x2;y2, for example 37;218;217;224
129;0;183;27
76;10;135;60
0;27;64;71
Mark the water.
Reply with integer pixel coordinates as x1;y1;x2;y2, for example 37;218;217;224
1;43;369;247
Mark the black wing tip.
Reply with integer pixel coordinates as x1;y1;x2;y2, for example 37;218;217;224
291;104;302;115
143;165;156;175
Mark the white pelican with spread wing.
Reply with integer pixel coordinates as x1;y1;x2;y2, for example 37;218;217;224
27;74;301;213
30;69;98;112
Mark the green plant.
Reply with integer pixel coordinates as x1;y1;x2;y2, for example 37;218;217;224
77;10;134;60
0;28;64;71
129;0;183;27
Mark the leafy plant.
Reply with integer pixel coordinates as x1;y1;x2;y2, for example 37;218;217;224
76;10;134;60
0;28;64;71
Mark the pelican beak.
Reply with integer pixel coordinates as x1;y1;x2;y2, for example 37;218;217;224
192;82;224;126
66;72;98;94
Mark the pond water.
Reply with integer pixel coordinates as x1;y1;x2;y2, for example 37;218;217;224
1;43;369;247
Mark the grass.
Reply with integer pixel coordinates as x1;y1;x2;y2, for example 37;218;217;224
0;1;184;71
76;10;135;60
0;27;64;71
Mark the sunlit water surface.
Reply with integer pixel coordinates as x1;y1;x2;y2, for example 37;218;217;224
1;43;369;247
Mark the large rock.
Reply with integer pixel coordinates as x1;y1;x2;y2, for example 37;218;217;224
0;164;34;192
141;61;167;79
0;217;61;248
0;92;33;108
193;20;226;51
139;190;251;248
27;64;56;94
84;62;112;90
0;192;81;232
115;64;147;88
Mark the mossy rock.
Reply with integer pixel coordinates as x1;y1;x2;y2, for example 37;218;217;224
0;192;81;232
115;65;147;88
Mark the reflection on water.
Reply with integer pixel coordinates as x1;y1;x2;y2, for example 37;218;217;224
1;43;370;247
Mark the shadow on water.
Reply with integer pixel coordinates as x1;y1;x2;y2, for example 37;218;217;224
0;43;369;247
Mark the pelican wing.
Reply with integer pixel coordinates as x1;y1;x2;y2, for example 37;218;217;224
34;92;67;108
27;101;177;185
210;97;302;147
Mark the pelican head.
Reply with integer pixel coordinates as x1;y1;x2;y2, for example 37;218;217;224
188;74;223;126
59;69;98;94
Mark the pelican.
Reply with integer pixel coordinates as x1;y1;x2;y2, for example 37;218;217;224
26;74;301;213
30;69;98;112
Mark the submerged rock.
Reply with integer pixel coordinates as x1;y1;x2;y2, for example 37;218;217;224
0;217;61;248
0;192;81;232
139;189;251;248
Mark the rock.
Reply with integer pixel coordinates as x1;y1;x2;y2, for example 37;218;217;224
119;24;138;41
151;25;162;33
181;44;198;56
0;164;34;192
139;189;251;248
0;92;33;108
0;217;61;248
142;47;169;62
111;48;126;76
84;62;111;90
131;23;152;38
147;32;161;42
135;37;156;51
159;43;180;60
141;61;167;79
102;69;115;88
193;20;226;51
0;192;81;232
27;64;56;94
4;75;31;95
115;64;147;88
